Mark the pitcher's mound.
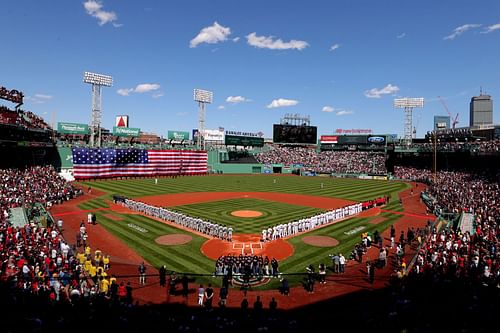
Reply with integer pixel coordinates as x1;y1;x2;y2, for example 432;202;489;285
302;236;339;247
231;210;263;218
155;234;192;245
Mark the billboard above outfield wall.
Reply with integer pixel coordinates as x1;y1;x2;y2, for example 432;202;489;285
115;115;129;127
192;128;225;141
167;130;190;141
113;126;140;137
57;122;89;135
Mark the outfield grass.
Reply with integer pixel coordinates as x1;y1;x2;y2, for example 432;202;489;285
79;175;407;202
77;175;409;288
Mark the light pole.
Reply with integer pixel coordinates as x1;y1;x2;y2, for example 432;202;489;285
193;89;213;150
83;72;113;147
394;97;424;147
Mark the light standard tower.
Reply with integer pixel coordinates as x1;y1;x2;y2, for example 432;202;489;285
394;97;424;147
193;88;213;150
83;72;113;147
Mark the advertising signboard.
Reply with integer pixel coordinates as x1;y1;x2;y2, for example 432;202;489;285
113;126;140;137
57;122;89;135
167;130;189;141
367;135;386;144
225;135;264;147
115;115;129;127
320;135;338;143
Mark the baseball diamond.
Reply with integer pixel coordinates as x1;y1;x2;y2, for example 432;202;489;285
74;175;408;289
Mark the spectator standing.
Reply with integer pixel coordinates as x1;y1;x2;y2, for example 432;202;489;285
138;262;147;285
159;265;166;287
204;283;214;309
269;297;278;311
219;285;228;307
181;274;189;299
197;284;205;306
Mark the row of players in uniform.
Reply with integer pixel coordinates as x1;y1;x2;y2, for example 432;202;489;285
261;203;363;241
122;199;233;241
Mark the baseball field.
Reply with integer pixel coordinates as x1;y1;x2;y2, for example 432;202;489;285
77;175;409;288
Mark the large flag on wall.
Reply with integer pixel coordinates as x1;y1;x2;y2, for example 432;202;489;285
72;148;207;179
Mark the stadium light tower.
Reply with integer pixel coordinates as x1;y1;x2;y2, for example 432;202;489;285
394;97;424;146
83;71;113;147
193;88;213;150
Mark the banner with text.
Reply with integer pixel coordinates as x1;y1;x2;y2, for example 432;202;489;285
167;130;190;141
57;122;89;135
113;126;140;137
320;135;338;144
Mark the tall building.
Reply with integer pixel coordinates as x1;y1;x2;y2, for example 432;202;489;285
434;115;450;130
470;94;493;127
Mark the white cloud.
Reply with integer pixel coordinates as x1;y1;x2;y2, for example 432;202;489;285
134;83;160;93
267;98;299;108
34;94;52;100
322;106;353;115
336;110;353;116
482;23;500;34
83;0;119;26
329;43;340;51
217;105;226;110
397;33;406;39
27;94;53;104
190;22;231;48
443;24;481;40
246;32;308;50
117;88;133;96
117;84;161;96
226;96;250;104
364;84;400;98
233;37;240;42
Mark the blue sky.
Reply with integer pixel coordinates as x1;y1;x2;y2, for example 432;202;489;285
1;0;499;139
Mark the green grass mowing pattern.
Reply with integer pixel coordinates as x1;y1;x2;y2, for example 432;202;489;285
78;197;109;210
93;211;221;285
76;175;410;289
170;198;324;234
79;175;408;202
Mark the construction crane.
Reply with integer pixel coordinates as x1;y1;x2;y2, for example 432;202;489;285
438;96;459;129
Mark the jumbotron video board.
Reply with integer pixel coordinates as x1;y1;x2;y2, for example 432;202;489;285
273;124;317;144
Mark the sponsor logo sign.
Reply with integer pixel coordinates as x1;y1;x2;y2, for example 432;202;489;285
320;135;338;143
225;130;264;137
115;115;129;127
113;126;140;137
335;128;372;134
127;223;148;233
167;130;189;141
57;122;89;135
367;136;385;144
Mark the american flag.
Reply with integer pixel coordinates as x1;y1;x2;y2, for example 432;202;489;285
72;148;207;179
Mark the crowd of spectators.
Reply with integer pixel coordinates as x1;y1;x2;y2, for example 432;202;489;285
394;166;499;219
255;146;387;174
0;106;51;130
425;128;473;142
408;139;500;154
394;166;499;287
0;165;83;211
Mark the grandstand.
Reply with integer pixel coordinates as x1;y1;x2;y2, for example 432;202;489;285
1;83;499;332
